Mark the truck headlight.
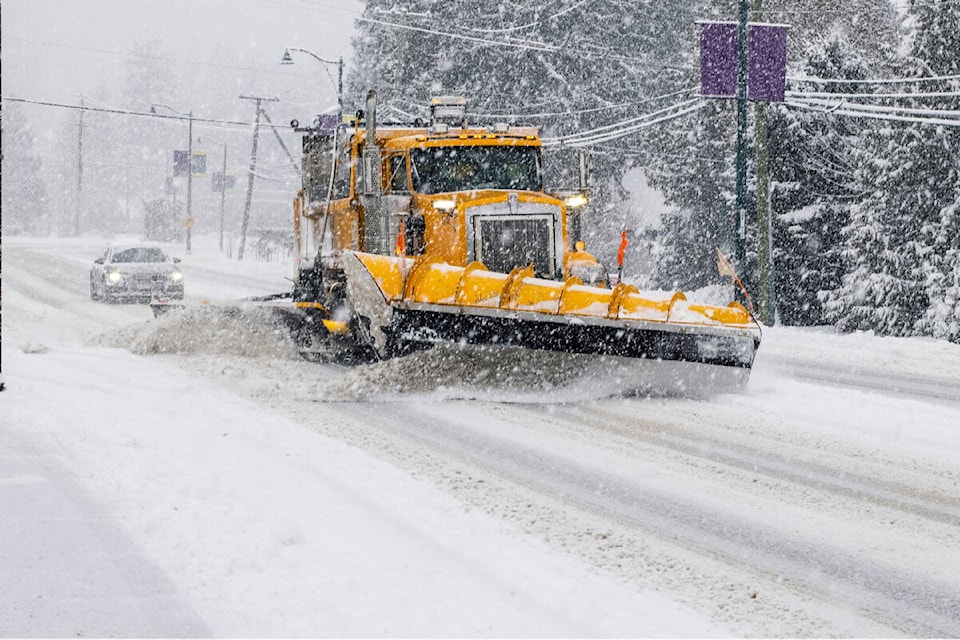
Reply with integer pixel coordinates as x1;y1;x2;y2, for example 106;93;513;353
169;270;183;282
564;193;589;209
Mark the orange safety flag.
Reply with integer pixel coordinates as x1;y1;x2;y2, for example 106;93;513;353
617;230;629;267
395;221;406;256
716;248;737;279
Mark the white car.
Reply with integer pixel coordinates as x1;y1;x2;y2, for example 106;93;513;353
90;243;184;303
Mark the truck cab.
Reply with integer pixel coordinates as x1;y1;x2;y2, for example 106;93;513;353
293;93;599;307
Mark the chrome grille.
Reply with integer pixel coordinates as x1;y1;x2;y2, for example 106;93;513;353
475;215;555;278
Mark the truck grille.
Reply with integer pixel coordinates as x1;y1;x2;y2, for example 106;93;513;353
475;215;555;278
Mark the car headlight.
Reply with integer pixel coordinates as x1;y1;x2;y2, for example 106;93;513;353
106;270;123;284
169;270;183;282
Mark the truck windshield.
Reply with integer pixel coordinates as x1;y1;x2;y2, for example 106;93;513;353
410;145;542;194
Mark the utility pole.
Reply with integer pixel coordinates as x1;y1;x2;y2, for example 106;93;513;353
219;142;228;252
151;103;195;253
261;110;300;170
752;0;775;325
734;0;750;271
75;95;84;236
238;94;278;261
186;111;194;254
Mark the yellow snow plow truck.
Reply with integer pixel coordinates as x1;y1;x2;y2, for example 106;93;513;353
285;92;761;394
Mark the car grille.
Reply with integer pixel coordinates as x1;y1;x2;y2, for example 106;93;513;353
132;273;167;290
475;215;555;278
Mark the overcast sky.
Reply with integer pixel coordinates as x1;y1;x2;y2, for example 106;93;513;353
3;0;360;147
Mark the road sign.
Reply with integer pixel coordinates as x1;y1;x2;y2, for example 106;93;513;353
211;172;237;192
192;152;207;175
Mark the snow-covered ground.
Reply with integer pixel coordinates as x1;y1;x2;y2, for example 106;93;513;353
2;234;959;637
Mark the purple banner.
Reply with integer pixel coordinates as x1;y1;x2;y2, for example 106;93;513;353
314;113;339;135
173;150;190;176
700;22;738;98
748;24;788;102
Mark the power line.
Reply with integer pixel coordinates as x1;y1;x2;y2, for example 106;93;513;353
465;87;699;120
786;89;960;100
788;73;960;86
790;96;960;119
4;35;317;79
543;100;704;147
357;14;561;53
784;100;960;128
547;98;702;144
1;96;289;130
353;12;660;66
391;86;699;124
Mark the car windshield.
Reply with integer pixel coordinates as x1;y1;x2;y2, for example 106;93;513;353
410;145;542;195
112;247;168;263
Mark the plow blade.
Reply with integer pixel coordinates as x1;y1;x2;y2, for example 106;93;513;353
342;251;761;394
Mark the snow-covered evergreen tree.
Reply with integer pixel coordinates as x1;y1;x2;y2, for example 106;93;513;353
1;103;49;236
644;99;738;290
823;0;959;338
822;129;932;336
908;0;960;342
348;0;704;265
770;36;873;325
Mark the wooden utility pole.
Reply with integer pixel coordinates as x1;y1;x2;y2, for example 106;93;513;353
261;110;299;171
755;106;774;324
238;94;278;261
752;0;775;325
75;95;85;236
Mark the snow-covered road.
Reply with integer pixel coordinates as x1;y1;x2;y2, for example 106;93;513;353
3;235;959;637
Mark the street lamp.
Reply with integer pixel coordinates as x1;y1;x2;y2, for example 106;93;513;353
281;47;343;119
198;136;228;252
151;102;194;254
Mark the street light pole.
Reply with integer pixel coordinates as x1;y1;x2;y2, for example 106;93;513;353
151;103;194;253
75;95;85;236
281;47;344;118
186;111;193;254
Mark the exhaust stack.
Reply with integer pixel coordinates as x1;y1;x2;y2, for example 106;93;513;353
361;90;386;253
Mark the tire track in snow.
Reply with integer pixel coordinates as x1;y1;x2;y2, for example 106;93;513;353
3;254;153;333
563;405;960;528
339;400;960;638
772;357;960;405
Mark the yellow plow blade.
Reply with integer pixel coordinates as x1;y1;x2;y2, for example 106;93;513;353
340;251;761;394
351;251;755;327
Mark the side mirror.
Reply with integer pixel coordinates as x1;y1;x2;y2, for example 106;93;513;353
94;257;104;264
173;257;181;263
